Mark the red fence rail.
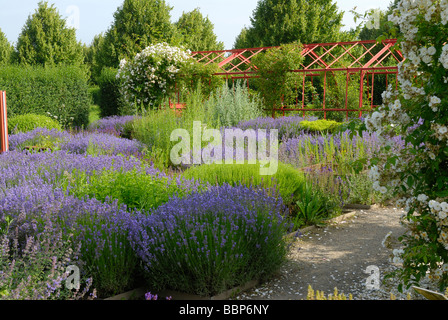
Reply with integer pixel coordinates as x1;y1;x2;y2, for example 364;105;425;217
0;91;8;153
189;39;404;119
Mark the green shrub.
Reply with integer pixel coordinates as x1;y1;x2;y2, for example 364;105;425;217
0;65;90;129
291;181;339;228
69;168;206;212
7;113;62;134
181;162;307;204
131;108;181;169
300;119;342;133
251;43;304;112
204;81;264;128
97;67;122;117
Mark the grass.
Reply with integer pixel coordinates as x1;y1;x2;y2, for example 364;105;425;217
89;104;101;125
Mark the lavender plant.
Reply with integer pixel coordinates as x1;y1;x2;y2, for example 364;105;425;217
8;128;145;158
0;181;141;298
127;184;292;296
236;115;318;141
87;115;137;137
0;216;95;300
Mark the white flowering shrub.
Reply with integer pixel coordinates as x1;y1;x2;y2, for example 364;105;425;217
363;0;448;291
116;43;192;111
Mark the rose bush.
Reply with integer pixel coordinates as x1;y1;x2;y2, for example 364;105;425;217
116;43;192;112
362;0;448;291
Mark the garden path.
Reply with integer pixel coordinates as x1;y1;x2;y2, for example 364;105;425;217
235;205;411;300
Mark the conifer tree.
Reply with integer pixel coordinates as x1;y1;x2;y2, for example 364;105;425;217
97;0;177;70
14;1;84;66
234;0;344;48
0;28;13;65
175;8;224;51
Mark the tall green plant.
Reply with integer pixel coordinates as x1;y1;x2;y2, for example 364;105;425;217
251;43;304;113
205;81;263;128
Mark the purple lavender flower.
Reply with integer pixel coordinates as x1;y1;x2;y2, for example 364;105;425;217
127;184;291;296
88;116;138;137
8;127;144;158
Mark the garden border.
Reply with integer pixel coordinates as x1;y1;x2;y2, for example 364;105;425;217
104;209;359;301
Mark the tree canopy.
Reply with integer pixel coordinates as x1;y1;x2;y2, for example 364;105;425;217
14;1;84;66
175;8;224;52
234;0;344;49
358;0;400;41
96;0;178;70
0;28;13;65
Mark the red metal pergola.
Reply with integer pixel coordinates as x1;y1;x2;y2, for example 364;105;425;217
187;39;404;119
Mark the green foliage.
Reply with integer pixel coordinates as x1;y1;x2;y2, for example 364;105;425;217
363;1;448;292
131;108;182;168
178;60;224;99
234;0;344;48
251;43;304;111
69;168;204;212
7;114;62;135
96;0;177;71
83;33;106;84
300;120;342;133
0;65;90;129
292;181;335;228
175;8;224;51
181;162;307;204
14;1;84;66
204;81;264;128
97;68;123;117
0;28;13;65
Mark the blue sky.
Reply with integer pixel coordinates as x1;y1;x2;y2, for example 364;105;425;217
0;0;393;49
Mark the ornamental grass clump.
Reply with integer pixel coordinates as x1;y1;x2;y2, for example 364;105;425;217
127;184;292;297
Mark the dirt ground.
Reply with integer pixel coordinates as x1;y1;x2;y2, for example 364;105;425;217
234;205;412;300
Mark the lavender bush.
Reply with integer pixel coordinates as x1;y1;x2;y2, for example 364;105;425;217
8;128;144;158
127;184;292;297
236;115;318;141
0;214;95;300
0;181;141;298
87;116;137;137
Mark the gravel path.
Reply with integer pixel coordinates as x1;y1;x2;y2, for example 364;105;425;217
234;205;429;300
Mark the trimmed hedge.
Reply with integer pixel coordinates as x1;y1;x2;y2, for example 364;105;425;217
97;67;122;118
0;65;90;129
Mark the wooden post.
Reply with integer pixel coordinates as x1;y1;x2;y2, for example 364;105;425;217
0;91;9;153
